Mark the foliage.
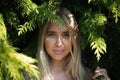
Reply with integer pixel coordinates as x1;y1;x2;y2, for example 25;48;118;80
17;0;64;36
80;11;107;61
89;0;120;23
0;0;120;80
0;13;39;80
85;0;120;61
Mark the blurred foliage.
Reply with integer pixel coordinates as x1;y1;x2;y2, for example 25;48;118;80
0;0;120;80
0;13;39;80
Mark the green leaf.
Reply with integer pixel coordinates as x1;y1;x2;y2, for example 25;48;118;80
90;37;107;61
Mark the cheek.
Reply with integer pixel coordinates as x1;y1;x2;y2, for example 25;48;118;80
65;42;72;52
44;40;53;53
45;40;49;50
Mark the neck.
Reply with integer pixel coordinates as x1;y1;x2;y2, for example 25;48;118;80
51;59;65;72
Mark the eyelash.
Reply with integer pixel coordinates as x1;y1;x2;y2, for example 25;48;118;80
47;33;70;38
47;33;56;37
63;33;69;38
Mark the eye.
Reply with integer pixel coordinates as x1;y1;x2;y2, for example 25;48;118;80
47;32;56;38
62;32;70;38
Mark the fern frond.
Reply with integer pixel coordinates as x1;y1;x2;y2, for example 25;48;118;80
80;11;107;61
18;1;64;36
90;37;106;61
18;22;34;36
109;1;120;23
15;0;37;16
0;13;40;80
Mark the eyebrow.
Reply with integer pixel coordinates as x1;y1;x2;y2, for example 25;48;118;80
47;30;69;33
47;31;56;33
63;31;69;33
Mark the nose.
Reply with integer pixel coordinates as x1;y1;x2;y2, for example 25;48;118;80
56;36;63;47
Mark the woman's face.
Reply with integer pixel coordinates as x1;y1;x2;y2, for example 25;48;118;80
44;22;71;61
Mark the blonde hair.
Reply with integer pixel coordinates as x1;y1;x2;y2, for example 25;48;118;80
37;8;88;80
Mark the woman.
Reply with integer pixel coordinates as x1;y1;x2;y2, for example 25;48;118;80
37;8;110;80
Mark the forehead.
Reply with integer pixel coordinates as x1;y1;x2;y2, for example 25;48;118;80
47;22;68;31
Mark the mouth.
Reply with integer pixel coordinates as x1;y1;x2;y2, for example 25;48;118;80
53;50;64;54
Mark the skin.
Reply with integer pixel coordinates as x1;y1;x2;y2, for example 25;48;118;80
93;67;111;80
45;22;71;61
43;22;110;80
44;22;71;80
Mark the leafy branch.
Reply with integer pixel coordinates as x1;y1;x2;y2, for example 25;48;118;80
80;11;107;61
89;33;106;61
0;13;40;80
17;0;64;36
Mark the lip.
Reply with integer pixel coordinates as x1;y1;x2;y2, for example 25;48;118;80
53;50;64;54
